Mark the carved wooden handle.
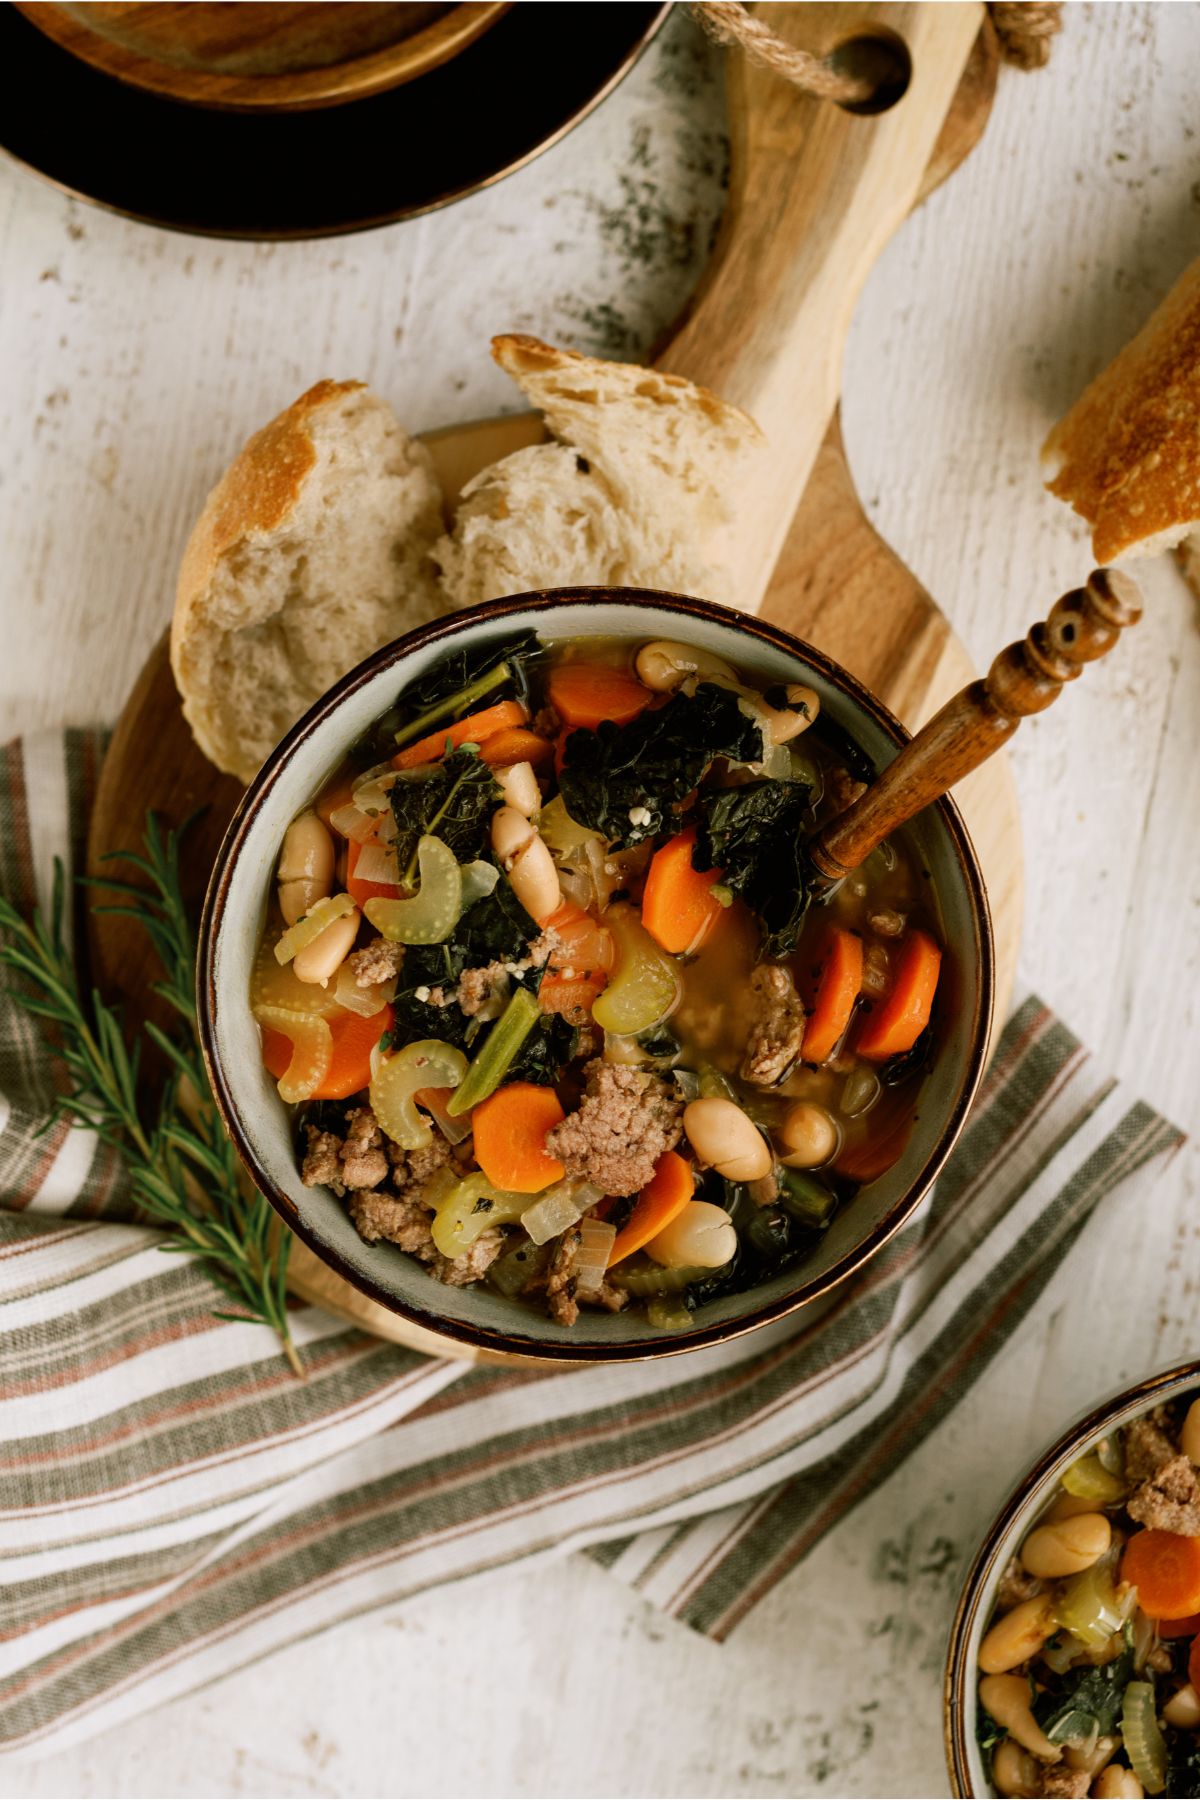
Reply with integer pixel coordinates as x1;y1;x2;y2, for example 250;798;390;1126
809;567;1143;883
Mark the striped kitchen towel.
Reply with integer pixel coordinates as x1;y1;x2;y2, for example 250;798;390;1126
0;729;1184;1760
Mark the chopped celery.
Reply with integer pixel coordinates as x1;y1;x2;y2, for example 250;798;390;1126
447;987;540;1116
364;836;462;945
779;1169;838;1229
488;1237;549;1298
370;1039;468;1150
591;905;680;1035
609;1255;710;1296
431;1172;531;1258
1121;1681;1167;1796
273;892;356;965
1062;1452;1126;1504
647;1295;693;1330
1053;1548;1134;1648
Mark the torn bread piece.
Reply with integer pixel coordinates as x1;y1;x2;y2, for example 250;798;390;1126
1042;257;1200;567
436;335;763;609
172;381;444;784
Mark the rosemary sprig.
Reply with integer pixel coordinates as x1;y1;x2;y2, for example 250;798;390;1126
0;815;301;1376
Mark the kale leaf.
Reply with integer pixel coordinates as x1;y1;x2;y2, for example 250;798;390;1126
393;630;541;743
388;747;500;876
1032;1641;1134;1744
507;1009;577;1087
1169;1730;1200;1798
694;777;815;960
388;881;537;1052
558;683;763;849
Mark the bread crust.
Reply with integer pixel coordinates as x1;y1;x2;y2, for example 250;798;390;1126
491;334;762;441
172;378;363;666
1042;258;1200;561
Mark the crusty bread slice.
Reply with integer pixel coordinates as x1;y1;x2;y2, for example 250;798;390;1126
171;380;444;784
1042;257;1200;562
435;335;763;609
437;441;730;608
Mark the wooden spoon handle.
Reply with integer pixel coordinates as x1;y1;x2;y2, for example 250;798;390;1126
809;568;1143;883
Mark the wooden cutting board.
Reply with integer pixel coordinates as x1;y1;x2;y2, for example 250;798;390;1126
88;4;1020;1356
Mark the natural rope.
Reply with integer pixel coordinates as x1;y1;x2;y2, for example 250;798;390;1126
987;1;1062;69
690;1;1063;104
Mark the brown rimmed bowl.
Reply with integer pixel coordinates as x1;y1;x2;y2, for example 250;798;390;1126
198;588;994;1364
944;1360;1200;1796
14;3;510;112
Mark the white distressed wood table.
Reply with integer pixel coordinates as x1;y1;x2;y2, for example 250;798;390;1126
1;5;1197;1794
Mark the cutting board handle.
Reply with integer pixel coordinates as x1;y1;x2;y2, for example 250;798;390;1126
655;1;983;613
810;569;1144;882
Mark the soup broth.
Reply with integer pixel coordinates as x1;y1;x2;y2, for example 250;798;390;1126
250;630;945;1331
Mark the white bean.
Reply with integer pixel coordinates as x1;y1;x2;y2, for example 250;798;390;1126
764;684;820;745
978;1595;1056;1674
293;907;360;985
634;639;736;694
277;811;334;925
508;835;561;925
495;760;541;817
1164;1682;1200;1728
1182;1397;1200;1465
778;1101;839;1168
1093;1768;1144;1799
1019;1512;1111;1579
684;1097;773;1182
491;805;536;866
646;1200;737;1270
992;1739;1040;1798
978;1674;1060;1761
1065;1734;1121;1776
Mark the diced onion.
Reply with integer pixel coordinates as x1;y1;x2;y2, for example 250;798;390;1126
273;892;356;965
574;1217;617;1297
352;762;400;808
334;961;396;1019
522;1181;602;1247
328;801;382;844
353;841;401;888
431;1173;530;1258
255;1005;332;1104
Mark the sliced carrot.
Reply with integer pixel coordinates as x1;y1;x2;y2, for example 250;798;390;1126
546;663;652;732
538;971;608;1024
261;1003;393;1102
543;899;615;975
316;774;356;829
471;1082;566;1194
346;838;403;907
391;699;529;771
855;929;942;1062
1123;1530;1200;1620
802;926;864;1064
1159;1611;1200;1640
479;728;554;769
640;827;725;955
608;1151;695;1266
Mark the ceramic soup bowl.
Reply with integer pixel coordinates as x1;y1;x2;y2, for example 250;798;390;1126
944;1361;1200;1796
198;588;994;1363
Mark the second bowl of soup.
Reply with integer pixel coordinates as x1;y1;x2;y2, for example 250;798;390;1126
199;589;993;1360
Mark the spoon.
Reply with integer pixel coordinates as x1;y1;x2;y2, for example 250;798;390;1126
808;567;1142;887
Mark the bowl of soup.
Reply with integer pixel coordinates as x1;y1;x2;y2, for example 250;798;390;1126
945;1363;1200;1800
198;588;993;1361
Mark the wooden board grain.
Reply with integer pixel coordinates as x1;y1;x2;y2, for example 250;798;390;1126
88;6;1019;1355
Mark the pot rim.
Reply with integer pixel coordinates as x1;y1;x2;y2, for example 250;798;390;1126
943;1357;1200;1796
198;586;995;1363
